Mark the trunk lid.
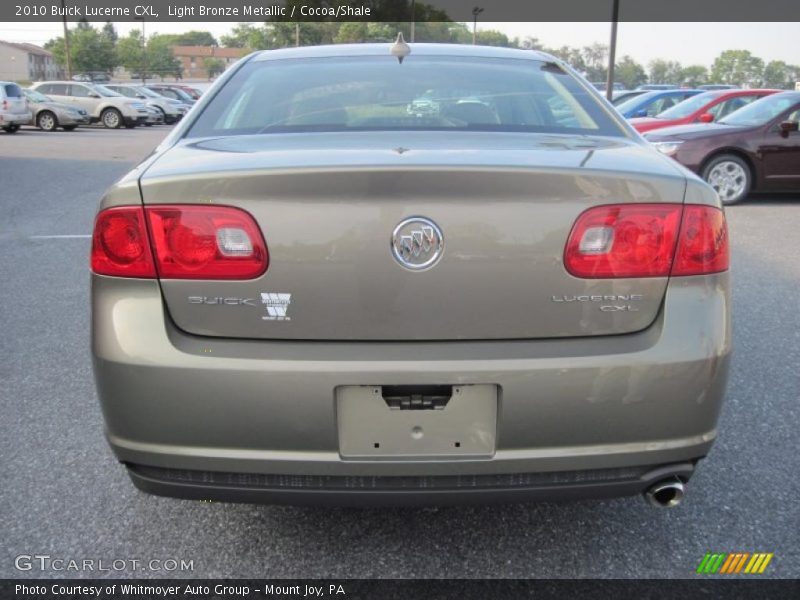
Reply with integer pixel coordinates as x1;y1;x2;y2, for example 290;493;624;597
140;132;686;341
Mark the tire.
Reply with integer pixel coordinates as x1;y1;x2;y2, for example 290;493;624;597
702;153;752;205
62;125;77;131
101;108;123;129
3;124;20;133
37;110;58;132
124;122;137;129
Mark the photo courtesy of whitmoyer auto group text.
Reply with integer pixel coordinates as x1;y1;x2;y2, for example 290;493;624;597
0;0;798;598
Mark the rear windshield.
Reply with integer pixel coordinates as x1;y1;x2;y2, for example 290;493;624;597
3;83;23;98
718;94;800;126
187;55;625;138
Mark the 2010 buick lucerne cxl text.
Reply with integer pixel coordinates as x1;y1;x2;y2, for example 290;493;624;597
90;41;731;508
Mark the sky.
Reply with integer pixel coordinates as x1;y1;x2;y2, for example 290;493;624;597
1;21;798;68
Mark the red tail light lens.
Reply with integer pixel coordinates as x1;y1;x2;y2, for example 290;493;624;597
91;207;156;278
146;205;268;279
672;205;729;276
565;203;728;278
565;204;682;278
91;205;268;279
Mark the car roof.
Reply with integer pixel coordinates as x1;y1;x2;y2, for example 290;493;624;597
252;43;552;63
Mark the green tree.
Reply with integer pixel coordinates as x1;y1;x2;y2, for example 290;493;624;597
679;65;708;88
115;30;146;75
221;23;272;50
147;34;183;80
761;60;800;89
545;46;586;74
203;57;225;79
710;50;764;86
648;59;683;84
171;31;218;46
614;55;647;89
45;22;115;73
581;43;608;81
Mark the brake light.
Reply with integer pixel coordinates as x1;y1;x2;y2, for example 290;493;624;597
671;205;729;276
146;205;268;279
91;205;268;279
91;206;156;277
564;203;728;278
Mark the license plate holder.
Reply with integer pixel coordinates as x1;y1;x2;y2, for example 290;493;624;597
336;384;497;459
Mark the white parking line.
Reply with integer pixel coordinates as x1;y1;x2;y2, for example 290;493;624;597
29;234;91;239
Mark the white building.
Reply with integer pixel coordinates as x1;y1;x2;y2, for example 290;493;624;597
0;41;62;82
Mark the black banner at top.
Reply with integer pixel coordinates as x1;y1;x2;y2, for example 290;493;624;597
3;0;800;22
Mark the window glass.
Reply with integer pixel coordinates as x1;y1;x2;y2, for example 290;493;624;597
187;55;625;138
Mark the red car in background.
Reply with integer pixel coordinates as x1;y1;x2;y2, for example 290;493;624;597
630;89;781;133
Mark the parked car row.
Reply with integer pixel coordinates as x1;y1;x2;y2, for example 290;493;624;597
0;80;200;133
605;83;800;204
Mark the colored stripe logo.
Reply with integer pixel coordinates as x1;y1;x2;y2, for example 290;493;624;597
697;553;773;574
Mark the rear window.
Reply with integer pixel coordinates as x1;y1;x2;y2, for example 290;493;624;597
3;84;23;98
187;55;625;138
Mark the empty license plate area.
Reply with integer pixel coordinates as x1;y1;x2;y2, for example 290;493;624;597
337;384;498;459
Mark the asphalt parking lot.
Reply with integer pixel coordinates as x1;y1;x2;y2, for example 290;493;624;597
0;125;798;579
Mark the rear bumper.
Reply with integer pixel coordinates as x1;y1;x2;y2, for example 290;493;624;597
0;111;31;125
127;462;696;506
92;272;730;504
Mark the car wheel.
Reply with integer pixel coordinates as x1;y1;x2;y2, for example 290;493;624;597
101;108;122;129
37;110;58;132
125;122;137;129
3;125;20;133
702;154;751;205
62;125;77;131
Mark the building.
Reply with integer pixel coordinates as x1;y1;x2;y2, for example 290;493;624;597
171;46;246;80
0;41;62;82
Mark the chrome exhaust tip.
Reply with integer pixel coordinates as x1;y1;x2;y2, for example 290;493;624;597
644;478;685;508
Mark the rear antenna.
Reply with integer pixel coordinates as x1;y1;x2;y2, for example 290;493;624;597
390;32;411;64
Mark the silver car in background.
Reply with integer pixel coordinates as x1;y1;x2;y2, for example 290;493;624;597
105;84;188;125
23;88;89;131
91;43;731;508
1;81;32;133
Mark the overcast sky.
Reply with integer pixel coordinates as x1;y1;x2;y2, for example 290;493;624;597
2;21;797;67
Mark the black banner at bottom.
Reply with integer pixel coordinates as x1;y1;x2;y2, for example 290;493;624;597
3;579;799;600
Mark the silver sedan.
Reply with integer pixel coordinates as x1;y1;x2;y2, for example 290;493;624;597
23;88;89;131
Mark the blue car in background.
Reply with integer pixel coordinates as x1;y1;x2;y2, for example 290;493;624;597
616;89;704;119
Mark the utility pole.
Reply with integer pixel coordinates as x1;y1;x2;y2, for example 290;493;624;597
60;0;72;79
410;0;415;42
295;23;300;47
135;17;147;84
605;0;620;101
471;7;484;45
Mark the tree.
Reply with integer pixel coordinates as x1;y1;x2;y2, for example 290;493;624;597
518;36;544;51
545;46;586;74
45;22;115;73
147;34;183;79
648;59;683;84
762;60;800;89
115;30;146;75
171;31;218;46
614;55;647;89
710;50;764;87
581;43;608;81
221;23;272;50
203;57;225;79
679;65;708;88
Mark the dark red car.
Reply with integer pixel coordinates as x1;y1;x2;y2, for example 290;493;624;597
631;89;781;133
645;91;800;204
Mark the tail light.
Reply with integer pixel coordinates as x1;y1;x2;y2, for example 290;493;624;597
91;205;268;279
565;203;728;278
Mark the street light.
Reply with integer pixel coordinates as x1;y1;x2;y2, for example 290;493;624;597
60;0;73;79
471;7;484;45
605;0;620;101
134;16;146;84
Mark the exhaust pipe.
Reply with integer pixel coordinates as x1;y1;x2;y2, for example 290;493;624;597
644;478;685;508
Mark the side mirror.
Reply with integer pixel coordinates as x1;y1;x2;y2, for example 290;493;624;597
137;94;146;98
779;121;799;138
698;113;714;123
88;93;100;98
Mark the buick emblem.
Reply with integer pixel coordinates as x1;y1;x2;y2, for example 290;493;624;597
391;217;444;270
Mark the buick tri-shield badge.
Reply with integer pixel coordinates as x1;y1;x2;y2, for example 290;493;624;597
391;217;444;271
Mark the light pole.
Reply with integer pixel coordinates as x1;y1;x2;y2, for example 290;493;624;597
471;7;484;45
605;0;620;101
410;0;415;42
135;16;147;84
60;0;73;79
